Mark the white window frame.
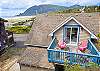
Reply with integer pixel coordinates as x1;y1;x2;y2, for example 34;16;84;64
64;26;79;46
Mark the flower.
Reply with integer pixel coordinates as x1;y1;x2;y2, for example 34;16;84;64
58;41;66;49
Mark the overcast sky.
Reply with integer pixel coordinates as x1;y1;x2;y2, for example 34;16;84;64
0;0;100;9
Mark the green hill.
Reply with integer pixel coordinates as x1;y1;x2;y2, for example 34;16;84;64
18;4;67;16
18;4;100;16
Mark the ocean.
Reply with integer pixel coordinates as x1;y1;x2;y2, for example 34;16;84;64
0;8;27;18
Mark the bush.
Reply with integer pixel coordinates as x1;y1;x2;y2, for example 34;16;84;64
64;60;100;71
64;60;83;71
97;33;100;38
7;26;31;34
96;33;100;48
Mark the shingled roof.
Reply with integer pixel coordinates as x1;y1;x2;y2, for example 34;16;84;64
19;47;54;69
25;13;100;47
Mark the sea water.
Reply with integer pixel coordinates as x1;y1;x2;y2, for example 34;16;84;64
0;8;26;18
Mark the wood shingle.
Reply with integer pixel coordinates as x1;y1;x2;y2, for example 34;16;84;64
25;13;100;47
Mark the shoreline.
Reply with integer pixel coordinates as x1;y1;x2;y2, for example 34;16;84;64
3;16;35;19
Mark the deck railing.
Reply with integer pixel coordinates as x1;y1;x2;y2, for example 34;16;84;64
87;39;99;55
48;49;100;65
47;38;100;65
48;37;57;50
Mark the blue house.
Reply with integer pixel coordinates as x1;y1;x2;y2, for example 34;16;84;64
47;14;100;65
25;13;100;66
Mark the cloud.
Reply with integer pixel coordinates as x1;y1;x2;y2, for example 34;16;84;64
0;0;100;9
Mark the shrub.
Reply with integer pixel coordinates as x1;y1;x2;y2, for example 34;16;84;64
64;60;83;71
7;26;31;34
64;60;100;71
96;33;100;48
97;33;100;38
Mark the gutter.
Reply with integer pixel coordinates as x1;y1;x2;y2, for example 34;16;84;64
24;44;48;48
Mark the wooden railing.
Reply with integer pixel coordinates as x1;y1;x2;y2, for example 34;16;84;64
47;38;100;65
48;37;57;50
48;49;100;65
87;39;99;55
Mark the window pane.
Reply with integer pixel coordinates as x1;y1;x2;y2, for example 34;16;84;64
71;28;78;44
66;28;71;44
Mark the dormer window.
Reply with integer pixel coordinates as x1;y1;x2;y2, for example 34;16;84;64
64;25;79;45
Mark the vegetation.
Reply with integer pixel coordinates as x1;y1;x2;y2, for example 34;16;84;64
7;26;31;34
18;4;67;16
6;17;35;34
64;60;100;71
18;4;100;16
97;33;100;38
86;62;100;71
19;4;100;16
55;6;100;14
64;60;83;71
96;33;100;50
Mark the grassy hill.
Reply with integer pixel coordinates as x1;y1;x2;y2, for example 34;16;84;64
18;4;100;16
18;4;67;16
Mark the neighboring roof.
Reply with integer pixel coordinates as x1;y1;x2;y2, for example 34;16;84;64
19;47;54;69
0;56;19;71
26;13;100;46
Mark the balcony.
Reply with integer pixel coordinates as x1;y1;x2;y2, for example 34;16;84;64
47;37;100;65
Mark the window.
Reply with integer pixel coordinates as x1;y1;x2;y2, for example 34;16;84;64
64;26;79;45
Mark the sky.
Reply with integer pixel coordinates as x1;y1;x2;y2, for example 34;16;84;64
0;0;100;9
0;0;100;18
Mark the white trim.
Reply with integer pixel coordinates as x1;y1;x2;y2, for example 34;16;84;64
48;16;72;36
49;16;97;39
77;27;80;44
72;17;97;39
66;44;78;47
70;27;72;44
47;37;55;50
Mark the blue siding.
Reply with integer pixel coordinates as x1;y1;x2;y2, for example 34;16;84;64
48;25;100;65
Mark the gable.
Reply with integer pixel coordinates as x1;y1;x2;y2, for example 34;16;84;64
65;19;78;25
49;16;97;39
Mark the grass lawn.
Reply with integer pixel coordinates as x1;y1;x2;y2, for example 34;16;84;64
6;26;31;34
6;16;36;34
